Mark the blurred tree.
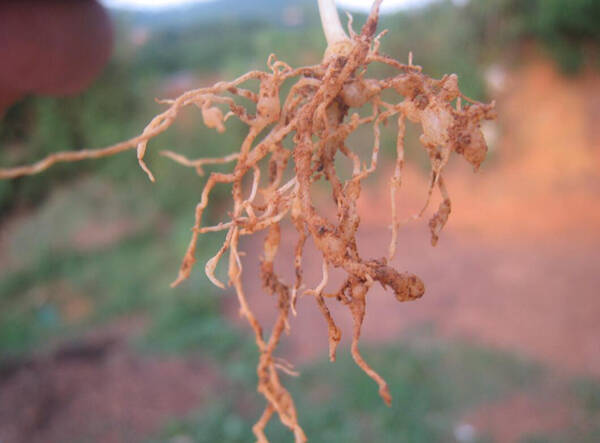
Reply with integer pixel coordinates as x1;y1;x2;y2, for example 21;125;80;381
465;0;600;72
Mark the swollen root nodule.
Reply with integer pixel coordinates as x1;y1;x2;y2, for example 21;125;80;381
0;1;495;441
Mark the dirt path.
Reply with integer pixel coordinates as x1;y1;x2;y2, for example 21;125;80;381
0;317;220;443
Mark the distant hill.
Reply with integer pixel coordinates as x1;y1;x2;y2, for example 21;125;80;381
112;0;316;28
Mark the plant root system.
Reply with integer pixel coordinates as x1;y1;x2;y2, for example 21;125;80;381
0;1;495;441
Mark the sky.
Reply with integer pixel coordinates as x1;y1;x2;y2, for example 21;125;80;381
337;0;436;13
101;0;434;13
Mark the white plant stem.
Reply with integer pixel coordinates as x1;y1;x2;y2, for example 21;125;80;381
318;0;350;47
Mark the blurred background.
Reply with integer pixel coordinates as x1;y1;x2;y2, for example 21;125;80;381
0;0;599;442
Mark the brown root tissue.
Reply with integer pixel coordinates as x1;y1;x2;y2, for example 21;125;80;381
0;2;495;441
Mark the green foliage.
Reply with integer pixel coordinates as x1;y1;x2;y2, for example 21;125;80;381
0;176;227;356
529;0;600;73
141;281;243;361
463;0;600;73
571;377;600;415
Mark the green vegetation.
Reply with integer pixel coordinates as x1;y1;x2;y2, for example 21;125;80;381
0;176;224;355
461;0;600;73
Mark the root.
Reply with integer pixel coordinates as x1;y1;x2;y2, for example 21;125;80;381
314;293;342;362
160;150;239;176
347;278;392;406
253;405;275;443
0;1;495;441
388;114;406;260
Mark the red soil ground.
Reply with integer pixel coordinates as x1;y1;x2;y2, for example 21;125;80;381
0;318;220;443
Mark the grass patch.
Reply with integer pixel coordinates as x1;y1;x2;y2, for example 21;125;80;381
0;176;226;356
153;335;543;443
